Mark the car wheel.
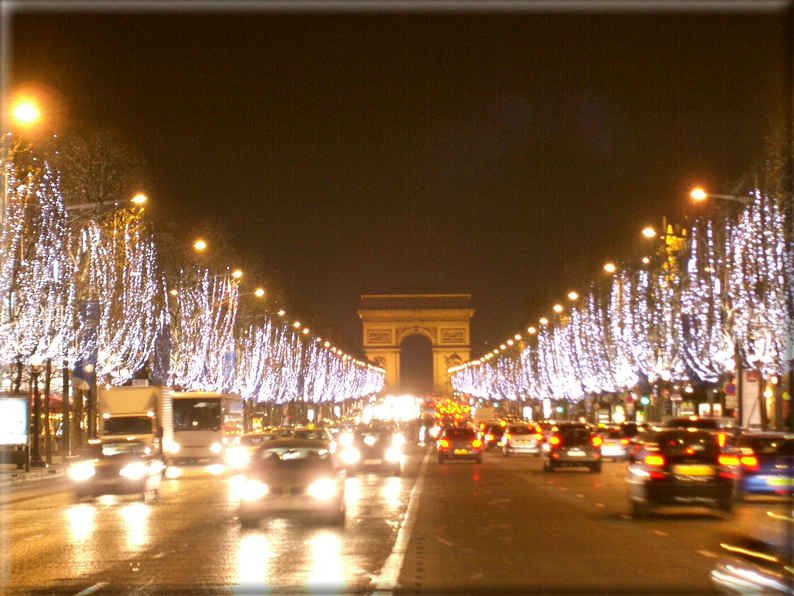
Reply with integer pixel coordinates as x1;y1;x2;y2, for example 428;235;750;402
544;460;555;472
475;455;482;464
717;499;734;515
591;462;602;473
143;487;158;503
503;449;510;458
631;500;651;519
391;465;401;477
437;456;446;464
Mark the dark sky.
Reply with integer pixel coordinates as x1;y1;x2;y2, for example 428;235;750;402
6;1;792;359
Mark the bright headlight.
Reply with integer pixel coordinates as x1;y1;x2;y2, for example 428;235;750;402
385;446;402;462
307;478;338;501
168;443;181;454
392;434;406;447
210;443;223;454
340;447;361;465
69;461;96;482
240;479;268;502
339;433;354;448
226;447;250;469
119;462;148;480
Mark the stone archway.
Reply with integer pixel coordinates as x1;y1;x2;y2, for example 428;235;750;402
358;294;473;396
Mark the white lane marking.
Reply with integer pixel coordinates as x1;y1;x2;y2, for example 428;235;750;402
372;449;430;595
620;514;632;520
576;494;584;498
698;550;718;558
595;503;605;508
652;530;668;537
76;582;109;595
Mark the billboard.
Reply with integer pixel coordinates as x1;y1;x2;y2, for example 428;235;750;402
0;396;29;446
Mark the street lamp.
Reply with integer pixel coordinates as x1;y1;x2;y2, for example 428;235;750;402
690;187;752;205
604;263;617;274
64;193;148;212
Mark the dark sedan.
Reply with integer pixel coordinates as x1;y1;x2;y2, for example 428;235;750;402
236;439;346;527
735;432;794;499
542;422;602;473
338;425;403;476
68;438;164;502
437;427;483;463
627;428;737;518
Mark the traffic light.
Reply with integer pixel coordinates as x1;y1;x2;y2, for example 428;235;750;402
640;396;650;406
555;406;564;413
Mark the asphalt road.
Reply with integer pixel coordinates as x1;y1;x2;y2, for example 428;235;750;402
1;445;785;595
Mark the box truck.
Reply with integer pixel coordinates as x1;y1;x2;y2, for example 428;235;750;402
97;386;174;457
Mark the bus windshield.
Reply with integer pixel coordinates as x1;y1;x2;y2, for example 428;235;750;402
173;398;222;432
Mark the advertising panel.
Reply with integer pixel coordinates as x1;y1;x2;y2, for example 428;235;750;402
0;396;28;446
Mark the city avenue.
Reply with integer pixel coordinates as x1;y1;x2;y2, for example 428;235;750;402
3;443;773;595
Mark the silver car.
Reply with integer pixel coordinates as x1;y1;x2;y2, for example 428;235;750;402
502;423;542;457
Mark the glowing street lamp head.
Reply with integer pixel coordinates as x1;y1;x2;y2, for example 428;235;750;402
642;227;656;238
12;101;39;125
193;239;207;252
254;288;265;298
604;263;617;274
527;326;537;335
539;317;549;326
131;194;148;205
231;269;243;279
690;188;708;201
568;291;579;301
553;304;563;314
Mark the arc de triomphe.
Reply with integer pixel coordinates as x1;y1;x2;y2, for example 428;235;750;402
358;294;473;397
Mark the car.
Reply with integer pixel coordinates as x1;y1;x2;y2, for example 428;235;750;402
437;427;483;464
663;416;741;448
338;424;403;476
626;427;737;518
478;422;507;451
225;432;277;469
68;438;164;502
236;438;346;527
542;422;603;472
502;423;543;457
734;432;794;499
597;424;633;461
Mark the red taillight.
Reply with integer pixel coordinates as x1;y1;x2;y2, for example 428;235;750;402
620;438;630;445
717;433;727;448
504;433;512;441
718;454;740;467
471;439;482;449
485;433;494;442
535;433;543;441
644;454;665;466
439;439;450;449
592;436;603;447
549;436;561;446
740;455;759;471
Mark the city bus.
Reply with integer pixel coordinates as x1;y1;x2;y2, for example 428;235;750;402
169;392;242;465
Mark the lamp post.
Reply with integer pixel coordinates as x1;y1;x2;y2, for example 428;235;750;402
28;354;45;467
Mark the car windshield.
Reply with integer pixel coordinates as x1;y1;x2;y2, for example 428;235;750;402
444;428;476;440
239;434;274;446
665;418;719;429
83;442;148;458
508;425;534;435
554;426;592;444
654;432;720;462
256;446;332;469
292;429;329;440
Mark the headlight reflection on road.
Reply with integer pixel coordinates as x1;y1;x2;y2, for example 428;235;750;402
308;532;346;592
234;533;277;592
66;504;95;542
381;477;402;509
121;503;149;549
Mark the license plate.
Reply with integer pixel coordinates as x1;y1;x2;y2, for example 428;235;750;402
769;477;794;486
568;450;585;457
673;465;714;476
454;449;469;455
363;459;382;465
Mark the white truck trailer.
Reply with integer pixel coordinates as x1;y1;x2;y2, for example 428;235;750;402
97;386;174;457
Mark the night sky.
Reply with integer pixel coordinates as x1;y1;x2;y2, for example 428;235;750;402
6;2;791;359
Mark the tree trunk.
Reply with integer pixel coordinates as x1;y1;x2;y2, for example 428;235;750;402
43;360;52;465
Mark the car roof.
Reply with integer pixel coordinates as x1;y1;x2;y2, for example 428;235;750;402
257;438;330;449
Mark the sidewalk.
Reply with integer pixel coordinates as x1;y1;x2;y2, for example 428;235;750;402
0;455;65;486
